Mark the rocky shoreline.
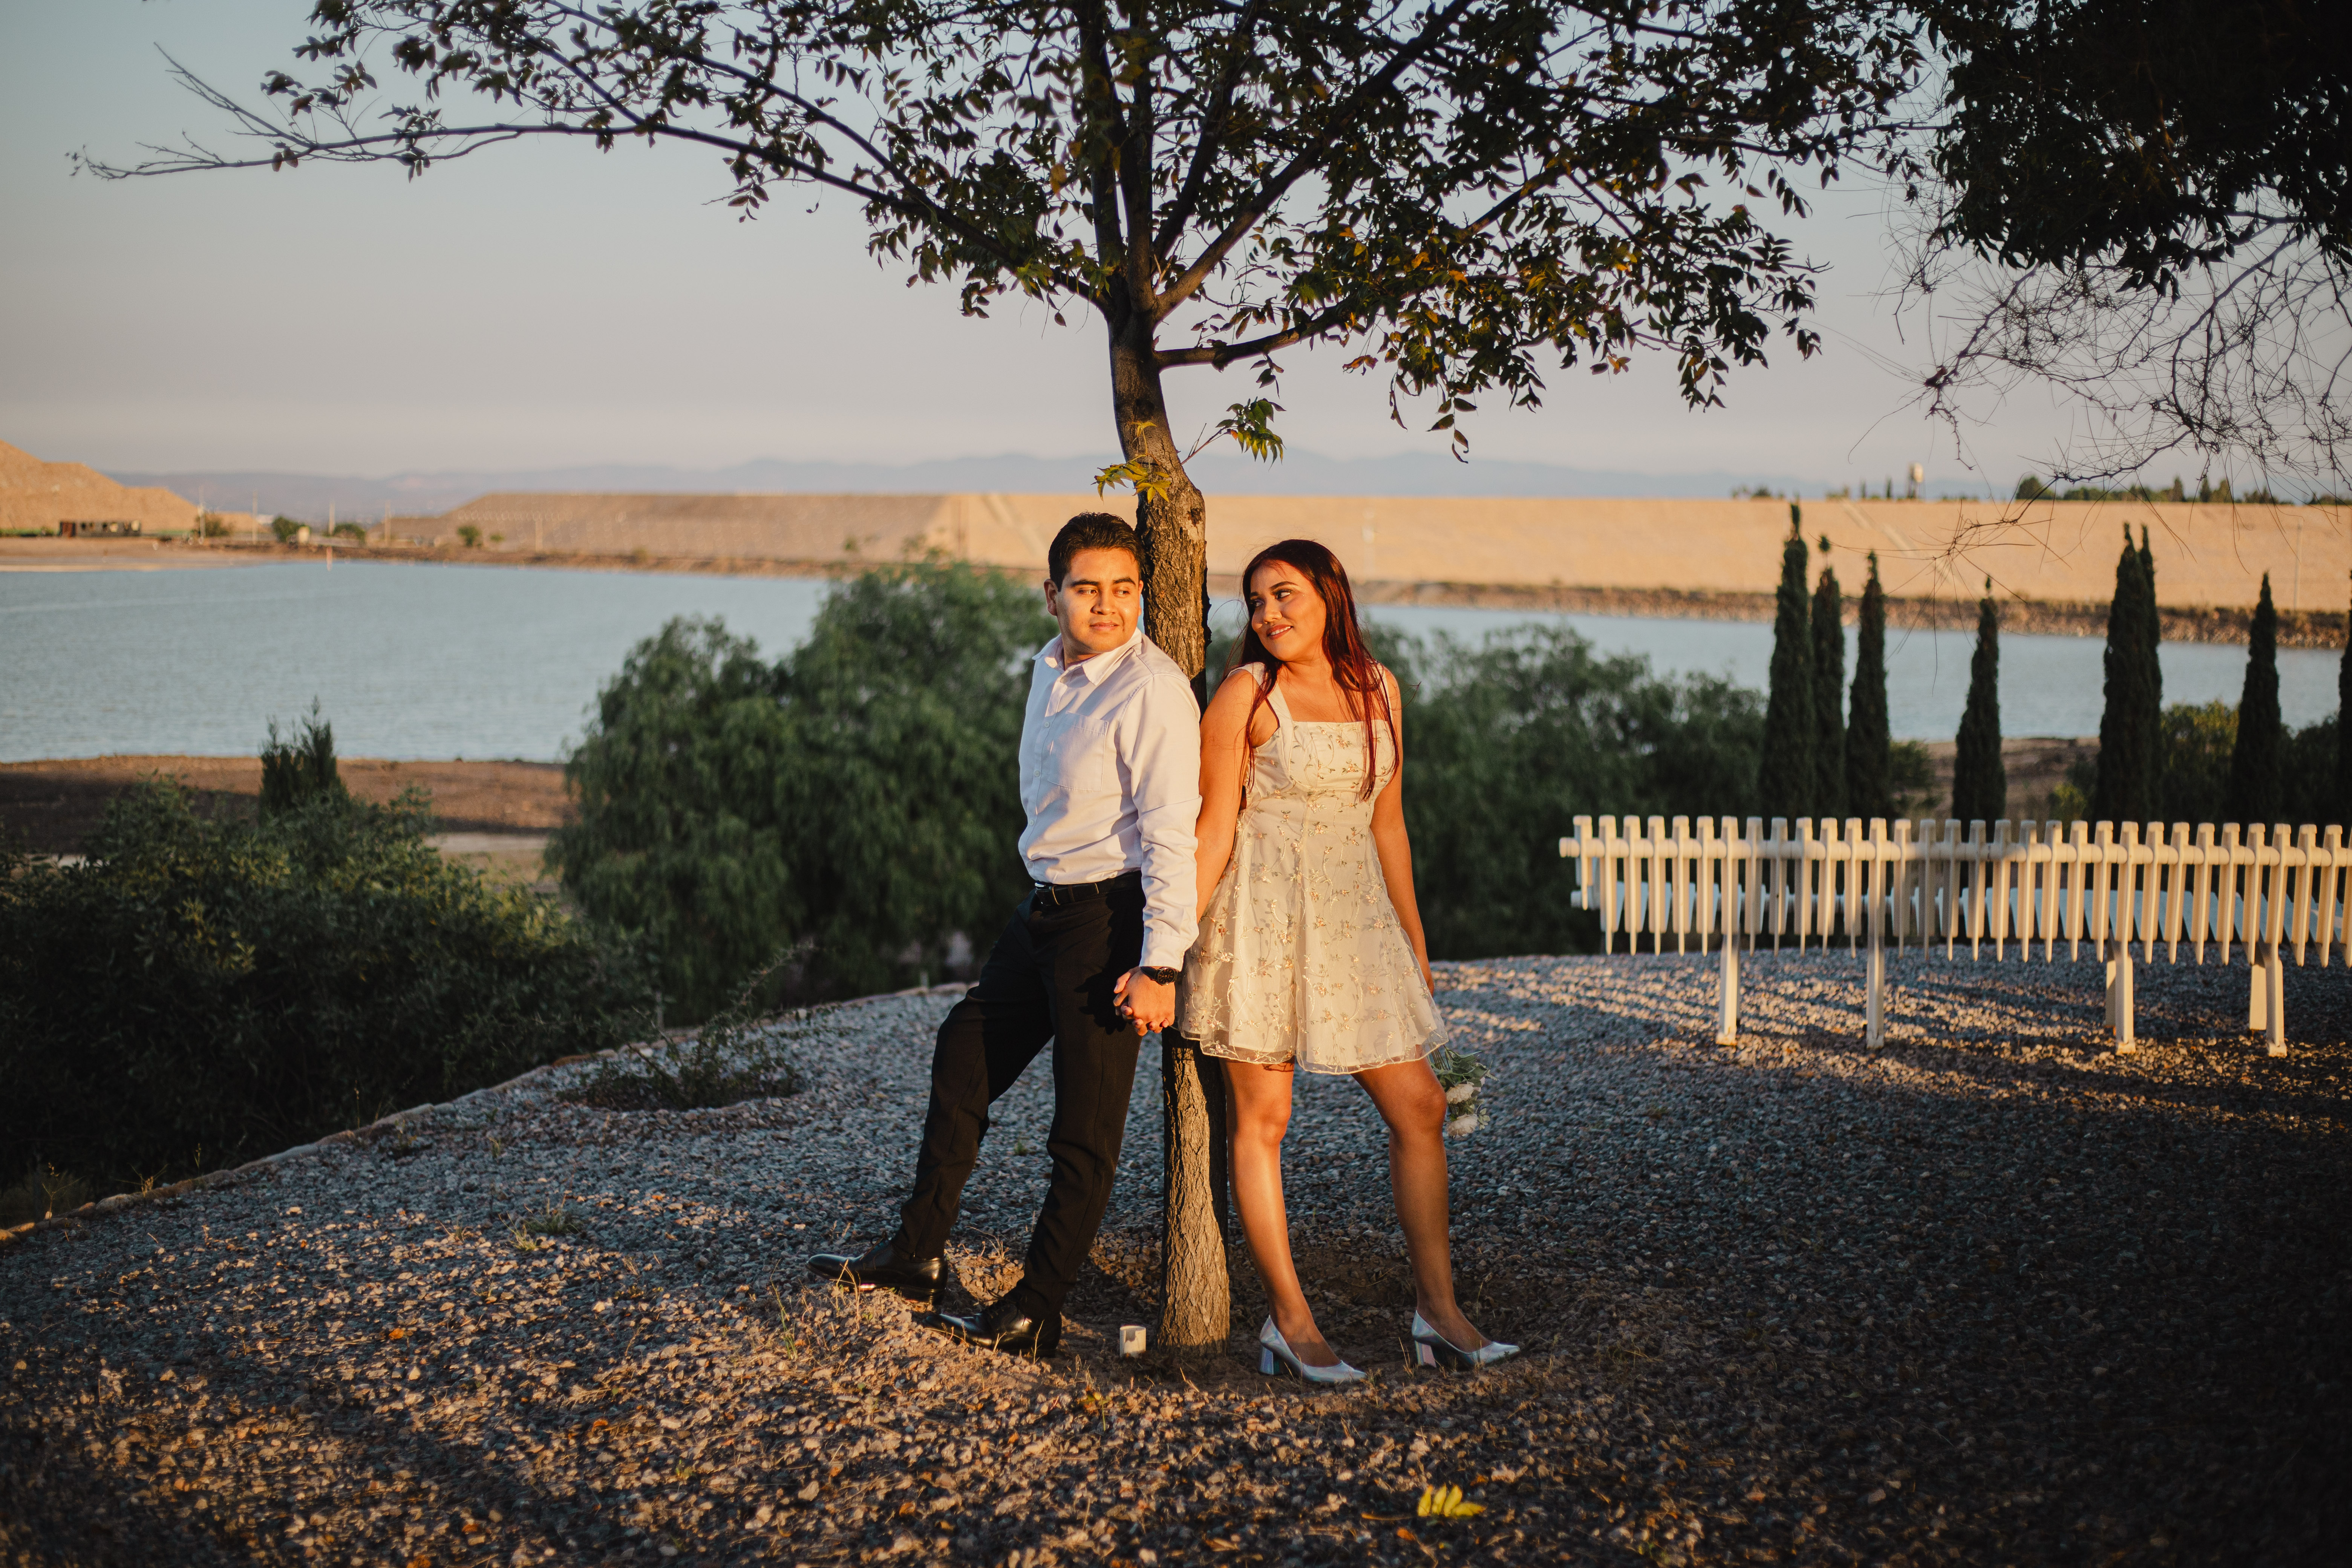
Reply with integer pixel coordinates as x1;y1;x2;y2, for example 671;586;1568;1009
3;952;2346;1566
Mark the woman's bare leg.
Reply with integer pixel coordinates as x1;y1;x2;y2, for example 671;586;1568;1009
1223;1059;1340;1366
1355;1058;1490;1349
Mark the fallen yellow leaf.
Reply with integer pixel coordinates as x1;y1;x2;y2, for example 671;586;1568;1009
1416;1483;1486;1519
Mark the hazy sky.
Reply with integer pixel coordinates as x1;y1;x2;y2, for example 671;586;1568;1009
3;0;2101;488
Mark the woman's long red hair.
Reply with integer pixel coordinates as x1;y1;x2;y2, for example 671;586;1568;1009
1228;539;1396;800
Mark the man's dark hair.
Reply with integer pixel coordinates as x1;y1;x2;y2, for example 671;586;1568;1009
1048;513;1140;585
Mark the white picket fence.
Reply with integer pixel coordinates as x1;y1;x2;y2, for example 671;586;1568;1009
1556;816;2352;1055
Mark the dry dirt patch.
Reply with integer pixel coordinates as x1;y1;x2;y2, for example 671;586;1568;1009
0;755;569;856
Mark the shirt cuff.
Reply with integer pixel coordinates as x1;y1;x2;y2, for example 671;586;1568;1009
1139;933;1192;973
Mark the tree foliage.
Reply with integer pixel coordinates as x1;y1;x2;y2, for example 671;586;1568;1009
105;0;1924;427
2060;697;2341;829
1758;510;1816;819
2225;573;2283;824
1810;545;1846;820
1951;582;2004;822
96;0;1937;685
1375;623;1763;960
0;782;638;1190
1909;0;2350;486
550;559;1053;1018
1845;550;1891;819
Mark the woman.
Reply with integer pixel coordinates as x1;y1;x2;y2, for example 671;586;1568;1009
1181;539;1515;1385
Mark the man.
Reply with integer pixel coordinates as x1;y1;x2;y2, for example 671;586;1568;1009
808;513;1201;1354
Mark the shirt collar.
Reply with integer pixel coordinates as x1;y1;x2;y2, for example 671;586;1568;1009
1038;621;1145;685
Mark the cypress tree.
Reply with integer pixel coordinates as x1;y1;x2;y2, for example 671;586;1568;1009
2139;524;2163;718
2093;528;2157;822
2226;574;2283;825
1758;505;1817;819
2338;579;2352;828
1811;540;1847;819
1846;551;1893;819
1952;580;2006;822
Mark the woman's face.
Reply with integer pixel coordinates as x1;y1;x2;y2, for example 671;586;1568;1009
1247;560;1328;666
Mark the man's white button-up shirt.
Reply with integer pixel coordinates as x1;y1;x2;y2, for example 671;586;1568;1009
1017;623;1202;971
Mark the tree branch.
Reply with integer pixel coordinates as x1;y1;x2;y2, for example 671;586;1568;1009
1075;0;1129;285
1153;0;1260;260
1150;0;1480;326
1156;299;1364;368
1118;0;1160;317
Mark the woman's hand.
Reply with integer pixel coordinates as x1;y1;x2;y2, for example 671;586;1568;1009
1113;970;1177;1035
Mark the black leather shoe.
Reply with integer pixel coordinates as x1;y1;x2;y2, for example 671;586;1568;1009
921;1294;1061;1357
806;1239;943;1304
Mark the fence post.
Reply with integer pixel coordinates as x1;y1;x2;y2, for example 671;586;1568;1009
2099;824;2136;1049
1717;936;1739;1047
1865;817;1887;1049
2111;941;2136;1050
2264;940;2286;1057
2243;823;2267;1034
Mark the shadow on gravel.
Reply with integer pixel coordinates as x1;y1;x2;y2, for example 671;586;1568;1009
0;1341;622;1565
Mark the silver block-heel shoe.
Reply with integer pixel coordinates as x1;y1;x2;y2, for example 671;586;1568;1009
1410;1311;1519;1371
1258;1317;1366;1386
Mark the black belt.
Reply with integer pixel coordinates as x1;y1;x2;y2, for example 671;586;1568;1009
1030;869;1142;908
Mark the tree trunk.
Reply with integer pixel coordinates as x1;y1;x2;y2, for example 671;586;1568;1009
1157;1037;1230;1349
1110;317;1210;680
1109;311;1231;1352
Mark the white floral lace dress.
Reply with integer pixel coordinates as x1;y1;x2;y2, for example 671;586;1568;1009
1181;671;1449;1073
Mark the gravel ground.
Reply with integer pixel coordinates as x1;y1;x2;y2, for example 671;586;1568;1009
4;951;2347;1567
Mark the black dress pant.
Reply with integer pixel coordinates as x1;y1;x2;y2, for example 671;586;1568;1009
894;876;1144;1315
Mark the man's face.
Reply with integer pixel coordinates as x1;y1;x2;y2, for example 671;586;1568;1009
1045;547;1142;660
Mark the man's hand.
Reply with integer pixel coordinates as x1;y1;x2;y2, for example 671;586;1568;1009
1113;970;1176;1036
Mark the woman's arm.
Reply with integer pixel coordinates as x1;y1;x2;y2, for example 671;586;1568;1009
1367;667;1435;992
1193;669;1269;920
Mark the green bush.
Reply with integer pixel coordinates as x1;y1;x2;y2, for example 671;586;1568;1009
1374;624;1765;960
550;558;1053;1018
1889;740;1938;817
0;783;642;1191
555;573;1767;988
269;515;303;544
260;704;347;816
2052;701;2340;829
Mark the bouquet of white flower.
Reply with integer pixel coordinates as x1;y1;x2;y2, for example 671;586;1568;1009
1430;1047;1490;1137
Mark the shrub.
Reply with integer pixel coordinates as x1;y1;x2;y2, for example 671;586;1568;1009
1890;740;1938;818
0;782;642;1191
1374;623;1765;960
269;515;303;544
2053;701;2339;829
550;558;1052;1018
260;703;346;816
457;524;484;548
329;521;368;542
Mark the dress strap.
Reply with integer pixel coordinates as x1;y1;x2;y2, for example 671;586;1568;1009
1263;675;1295;730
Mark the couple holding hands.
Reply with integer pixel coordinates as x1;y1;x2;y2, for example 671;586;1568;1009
809;513;1511;1384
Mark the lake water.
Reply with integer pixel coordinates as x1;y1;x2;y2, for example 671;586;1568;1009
2;560;2337;761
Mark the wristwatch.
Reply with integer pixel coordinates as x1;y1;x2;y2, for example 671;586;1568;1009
1138;966;1182;985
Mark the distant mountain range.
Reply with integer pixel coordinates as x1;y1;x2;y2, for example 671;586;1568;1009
119;449;1832;522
